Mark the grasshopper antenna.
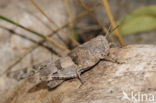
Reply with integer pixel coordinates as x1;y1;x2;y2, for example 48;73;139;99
105;24;120;47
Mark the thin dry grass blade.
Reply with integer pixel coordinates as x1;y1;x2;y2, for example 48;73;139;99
102;0;125;46
77;0;109;35
48;3;101;36
0;15;70;52
63;0;80;46
30;0;57;26
30;0;79;46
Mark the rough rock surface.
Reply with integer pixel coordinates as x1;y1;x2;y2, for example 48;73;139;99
1;45;156;103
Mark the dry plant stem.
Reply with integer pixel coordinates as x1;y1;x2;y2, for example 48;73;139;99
48;3;101;36
25;9;71;51
30;0;57;26
63;0;80;46
24;8;54;32
30;0;79;46
0;25;57;53
0;15;69;52
63;0;73;27
77;0;109;35
102;0;125;46
30;0;67;44
45;37;70;52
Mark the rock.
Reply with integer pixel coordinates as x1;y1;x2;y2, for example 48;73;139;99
1;45;156;103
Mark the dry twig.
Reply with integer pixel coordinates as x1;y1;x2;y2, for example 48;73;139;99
0;25;57;54
77;0;109;35
102;0;125;46
63;0;80;46
30;0;79;46
48;3;101;36
0;15;70;52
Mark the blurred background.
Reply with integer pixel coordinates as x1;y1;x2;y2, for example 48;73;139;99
0;0;156;97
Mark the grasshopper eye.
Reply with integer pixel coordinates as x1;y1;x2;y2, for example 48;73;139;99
101;53;105;57
53;71;58;74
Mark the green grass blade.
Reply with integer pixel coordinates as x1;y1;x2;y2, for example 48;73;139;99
0;15;45;38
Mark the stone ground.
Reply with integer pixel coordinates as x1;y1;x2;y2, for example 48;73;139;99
1;45;156;103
